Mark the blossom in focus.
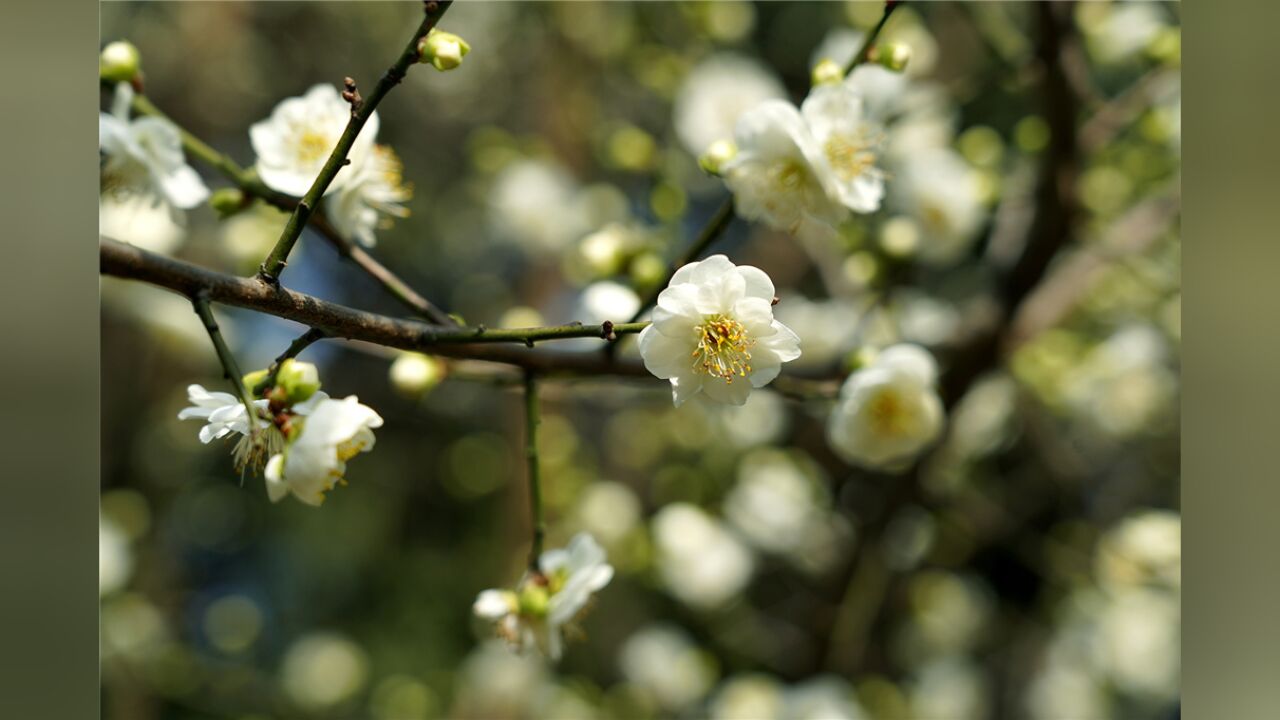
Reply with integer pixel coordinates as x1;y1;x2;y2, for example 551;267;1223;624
721;101;847;238
178;384;270;445
473;533;614;661
638;255;801;406
99;82;209;210
800;82;886;213
325;145;412;247
263;395;384;506
250;84;378;197
673;53;786;157
827;344;945;471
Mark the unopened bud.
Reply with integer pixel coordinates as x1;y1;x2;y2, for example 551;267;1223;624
811;58;844;86
276;359;321;404
518;583;550;617
698;139;738;176
100;41;142;83
418;28;470;71
630;250;667;291
210;188;248;218
389;352;445;396
870;43;911;73
846;346;880;373
242;368;270;396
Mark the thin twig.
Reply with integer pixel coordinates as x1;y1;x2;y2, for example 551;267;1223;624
258;0;453;283
523;370;545;571
626;197;736;325
190;293;259;430
845;1;904;75
252;327;329;396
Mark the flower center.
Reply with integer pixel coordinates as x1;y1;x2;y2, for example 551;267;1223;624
296;129;334;167
825;133;877;181
868;388;912;436
770;159;808;192
691;314;755;383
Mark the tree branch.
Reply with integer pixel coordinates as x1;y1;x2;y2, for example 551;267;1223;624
523;370;545;571
258;0;453;283
190;293;259;431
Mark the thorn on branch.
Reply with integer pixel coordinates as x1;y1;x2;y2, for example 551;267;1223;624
341;77;363;115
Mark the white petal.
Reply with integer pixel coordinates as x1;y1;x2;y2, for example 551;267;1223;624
264;454;290;502
473;589;516;619
671;374;703;407
701;376;752;406
877;344;938;386
736;264;776;302
639;325;693;380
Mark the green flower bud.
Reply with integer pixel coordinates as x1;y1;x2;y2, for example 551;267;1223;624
418;28;470;71
518;583;550;617
698;139;738;177
811;58;844;86
242;368;271;396
210;188;249;218
845;346;880;373
389;352;445;397
629;250;667;291
871;43;911;73
100;41;141;83
276;359;321;404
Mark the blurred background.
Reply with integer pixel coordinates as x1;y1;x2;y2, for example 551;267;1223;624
100;2;1180;718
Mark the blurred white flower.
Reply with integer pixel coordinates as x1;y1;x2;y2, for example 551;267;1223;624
388;352;445;397
100;82;209;210
652;503;753;609
325;145;411;247
909;658;989;720
620;624;718;710
709;674;785;720
894;290;961;347
1088;2;1167;64
99;192;186;255
784;676;868;720
490;159;590;253
580;280;641;323
891;149;986;266
722;101;848;237
638;255;801;407
800;82;886;213
574;481;642;545
827;344;945;471
1096;510;1181;593
473;533;614;661
1062;324;1177;438
281;631;370;711
723;451;827;558
99;515;132;597
263;395;383;506
674;53;787;157
712;388;789;448
455;640;549;715
250;84;378;197
771;294;861;368
946;373;1019;459
1095;587;1180;700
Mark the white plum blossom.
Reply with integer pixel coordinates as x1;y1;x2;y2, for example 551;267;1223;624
673;53;787;157
99;82;209;210
473;533;614;661
620;624;719;710
721;101;848;238
652;503;753;609
324;145;412;247
250;84;379;197
827;344;945;471
800;82;886;213
638;255;800;407
178;384;271;444
99;192;186;255
891;149;986;265
263;395;384;506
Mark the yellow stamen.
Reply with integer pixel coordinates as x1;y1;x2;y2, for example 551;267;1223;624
691;314;755;383
825;133;877;181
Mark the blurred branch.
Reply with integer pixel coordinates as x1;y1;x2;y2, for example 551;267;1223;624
252;327;329;396
524;371;545;571
190;293;259;432
845;0;905;75
1080;67;1179;154
258;0;454;283
626;197;735;325
821;0;1085;676
128;94;458;327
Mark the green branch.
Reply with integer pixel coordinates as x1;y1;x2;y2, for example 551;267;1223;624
252;327;328;396
258;0;453;283
845;1;904;75
626;197;735;326
191;293;259;431
524;370;545;571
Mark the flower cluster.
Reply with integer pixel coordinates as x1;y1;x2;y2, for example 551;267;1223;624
637;255;801;407
473;533;614;661
250;84;411;247
827;344;945;471
179;359;383;506
711;74;887;239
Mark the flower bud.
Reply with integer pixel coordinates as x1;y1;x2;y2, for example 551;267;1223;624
870;43;911;73
811;58;845;86
276;359;321;404
210;188;248;218
100;41;142;83
418;28;470;71
845;346;880;373
389;352;445;397
698;139;738;177
629;250;667;291
518;583;550;617
242;368;271;396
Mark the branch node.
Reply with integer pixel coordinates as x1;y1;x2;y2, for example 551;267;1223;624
524;338;535;349
601;320;617;342
341;77;363;115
